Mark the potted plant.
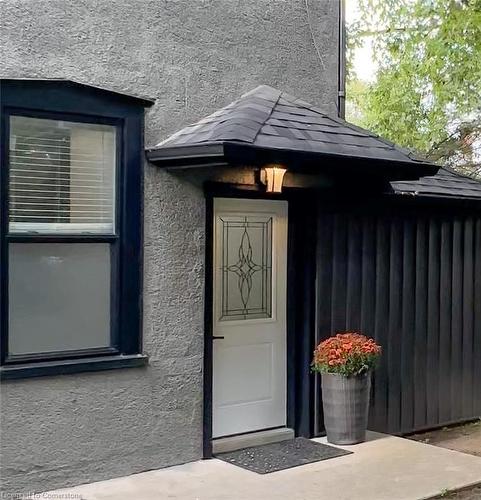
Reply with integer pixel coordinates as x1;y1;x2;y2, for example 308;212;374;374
312;332;381;445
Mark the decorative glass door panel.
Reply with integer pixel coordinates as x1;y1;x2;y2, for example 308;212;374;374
219;216;272;321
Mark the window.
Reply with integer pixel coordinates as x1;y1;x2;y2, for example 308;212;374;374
6;114;117;360
1;79;150;378
9;116;116;234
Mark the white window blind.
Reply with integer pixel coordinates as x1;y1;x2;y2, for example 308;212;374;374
8;116;116;234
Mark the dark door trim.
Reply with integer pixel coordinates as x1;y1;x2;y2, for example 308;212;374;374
203;192;214;458
202;184;317;458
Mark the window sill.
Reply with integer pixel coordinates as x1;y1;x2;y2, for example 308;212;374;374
0;354;148;380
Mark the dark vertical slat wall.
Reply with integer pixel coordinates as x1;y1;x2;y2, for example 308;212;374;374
413;219;428;429
287;196;317;437
462;218;474;418
426;221;441;427
475;220;481;418
316;205;481;435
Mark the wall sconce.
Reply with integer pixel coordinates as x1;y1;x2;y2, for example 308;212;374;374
260;164;287;193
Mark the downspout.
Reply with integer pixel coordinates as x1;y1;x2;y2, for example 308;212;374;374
338;0;346;118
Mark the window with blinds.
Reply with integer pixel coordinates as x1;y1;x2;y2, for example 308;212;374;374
8;116;116;234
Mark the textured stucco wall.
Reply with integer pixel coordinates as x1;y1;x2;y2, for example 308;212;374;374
0;0;339;494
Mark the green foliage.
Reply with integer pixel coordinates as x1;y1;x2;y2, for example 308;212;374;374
348;0;481;176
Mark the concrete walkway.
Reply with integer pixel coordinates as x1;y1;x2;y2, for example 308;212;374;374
44;432;481;500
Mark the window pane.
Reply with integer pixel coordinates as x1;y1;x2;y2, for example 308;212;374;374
9;116;116;234
8;243;111;355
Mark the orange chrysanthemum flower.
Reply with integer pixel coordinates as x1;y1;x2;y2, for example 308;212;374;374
312;332;381;376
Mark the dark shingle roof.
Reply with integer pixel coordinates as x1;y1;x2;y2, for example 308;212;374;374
391;168;481;200
148;85;436;175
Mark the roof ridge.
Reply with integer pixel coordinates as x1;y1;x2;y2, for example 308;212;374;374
279;90;376;138
252;88;282;143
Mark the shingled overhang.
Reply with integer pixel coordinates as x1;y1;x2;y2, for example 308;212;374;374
146;85;439;181
391;167;481;201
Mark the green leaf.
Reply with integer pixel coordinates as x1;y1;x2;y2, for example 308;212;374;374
347;0;481;177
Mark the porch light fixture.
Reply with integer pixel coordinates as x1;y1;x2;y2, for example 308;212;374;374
260;164;287;193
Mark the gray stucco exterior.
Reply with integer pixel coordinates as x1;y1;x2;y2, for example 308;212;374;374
0;0;339;494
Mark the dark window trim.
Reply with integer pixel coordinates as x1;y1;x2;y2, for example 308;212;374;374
0;81;146;376
4;346;119;365
0;354;148;380
6;234;119;243
4;106;123;129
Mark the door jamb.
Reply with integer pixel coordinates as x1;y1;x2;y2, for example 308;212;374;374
203;193;214;458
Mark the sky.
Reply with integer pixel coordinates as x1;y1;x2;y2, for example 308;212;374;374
345;0;377;82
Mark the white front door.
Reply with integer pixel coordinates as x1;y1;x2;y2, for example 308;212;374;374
212;198;288;438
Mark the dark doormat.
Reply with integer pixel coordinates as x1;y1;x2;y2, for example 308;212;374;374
215;436;352;474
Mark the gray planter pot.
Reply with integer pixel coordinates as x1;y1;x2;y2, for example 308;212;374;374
321;371;371;445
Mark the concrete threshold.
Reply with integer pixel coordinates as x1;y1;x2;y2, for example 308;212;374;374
43;432;481;500
212;427;295;454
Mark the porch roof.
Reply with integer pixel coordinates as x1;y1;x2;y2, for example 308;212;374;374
147;85;438;180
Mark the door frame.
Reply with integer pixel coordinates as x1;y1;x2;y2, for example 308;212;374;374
203;183;317;458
